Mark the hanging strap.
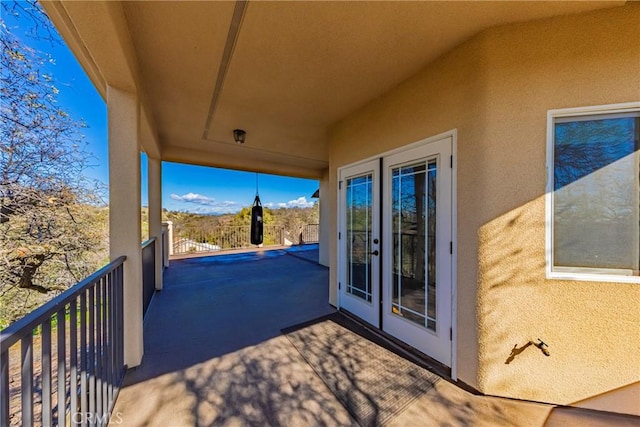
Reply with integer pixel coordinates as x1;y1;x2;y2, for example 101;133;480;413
253;194;261;207
255;172;259;197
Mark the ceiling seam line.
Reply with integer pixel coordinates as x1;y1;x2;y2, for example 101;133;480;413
166;141;329;166
202;0;248;140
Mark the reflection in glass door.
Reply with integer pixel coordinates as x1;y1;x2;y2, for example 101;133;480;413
391;161;437;331
347;174;373;302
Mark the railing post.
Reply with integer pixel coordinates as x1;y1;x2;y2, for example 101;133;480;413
56;308;66;427
162;221;173;267
21;335;33;426
1;350;9;426
42;318;52;426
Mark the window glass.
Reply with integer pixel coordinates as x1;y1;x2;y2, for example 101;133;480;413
552;113;639;275
391;161;438;331
346;174;373;301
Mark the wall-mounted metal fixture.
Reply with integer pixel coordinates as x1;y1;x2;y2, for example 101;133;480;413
535;338;550;356
233;129;246;144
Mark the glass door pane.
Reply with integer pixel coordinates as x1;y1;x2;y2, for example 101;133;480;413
391;160;437;331
347;174;373;302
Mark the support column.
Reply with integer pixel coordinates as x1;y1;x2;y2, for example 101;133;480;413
328;167;338;307
148;156;163;290
318;168;330;267
108;86;143;368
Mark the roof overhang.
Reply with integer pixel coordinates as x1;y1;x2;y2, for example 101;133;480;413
41;0;626;179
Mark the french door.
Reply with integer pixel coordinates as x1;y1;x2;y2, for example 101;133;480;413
338;135;453;366
338;159;381;327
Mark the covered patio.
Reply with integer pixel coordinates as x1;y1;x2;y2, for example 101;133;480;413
3;1;636;423
112;246;634;426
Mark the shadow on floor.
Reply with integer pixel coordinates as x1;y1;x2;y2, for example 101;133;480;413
283;312;440;426
113;245;637;427
114;246;359;425
125;245;331;386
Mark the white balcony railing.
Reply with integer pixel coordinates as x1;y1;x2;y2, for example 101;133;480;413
171;224;319;255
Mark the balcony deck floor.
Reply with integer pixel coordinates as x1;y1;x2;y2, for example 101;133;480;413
112;245;637;426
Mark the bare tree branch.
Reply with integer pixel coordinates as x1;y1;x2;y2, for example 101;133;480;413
0;3;108;327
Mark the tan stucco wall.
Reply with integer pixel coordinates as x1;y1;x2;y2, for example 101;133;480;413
328;4;640;412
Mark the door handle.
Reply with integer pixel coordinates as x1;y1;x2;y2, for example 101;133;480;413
369;250;379;256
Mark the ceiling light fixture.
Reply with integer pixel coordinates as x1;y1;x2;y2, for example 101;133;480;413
233;129;246;144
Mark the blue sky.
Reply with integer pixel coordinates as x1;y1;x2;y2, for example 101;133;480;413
4;4;318;214
155;160;318;214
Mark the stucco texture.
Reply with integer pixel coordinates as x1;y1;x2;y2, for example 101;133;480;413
328;4;640;411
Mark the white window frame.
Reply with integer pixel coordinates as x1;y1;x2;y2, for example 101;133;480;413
546;102;640;284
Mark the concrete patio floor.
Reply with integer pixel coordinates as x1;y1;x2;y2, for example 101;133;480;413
111;245;637;426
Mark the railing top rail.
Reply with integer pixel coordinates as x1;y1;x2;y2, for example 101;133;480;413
141;236;157;249
177;224;283;229
0;256;127;351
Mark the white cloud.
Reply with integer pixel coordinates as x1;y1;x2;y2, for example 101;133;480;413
171;193;214;205
171;193;315;214
269;196;315;209
170;193;239;214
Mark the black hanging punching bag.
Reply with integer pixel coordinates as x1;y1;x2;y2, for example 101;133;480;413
250;195;263;245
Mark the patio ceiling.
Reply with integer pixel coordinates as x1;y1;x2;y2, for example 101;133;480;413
42;1;624;179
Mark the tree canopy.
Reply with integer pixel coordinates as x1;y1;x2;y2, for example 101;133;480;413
0;2;107;328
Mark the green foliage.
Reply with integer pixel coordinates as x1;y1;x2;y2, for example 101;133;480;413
164;204;319;250
232;206;275;225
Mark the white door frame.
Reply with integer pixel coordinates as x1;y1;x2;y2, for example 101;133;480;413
336;129;458;379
